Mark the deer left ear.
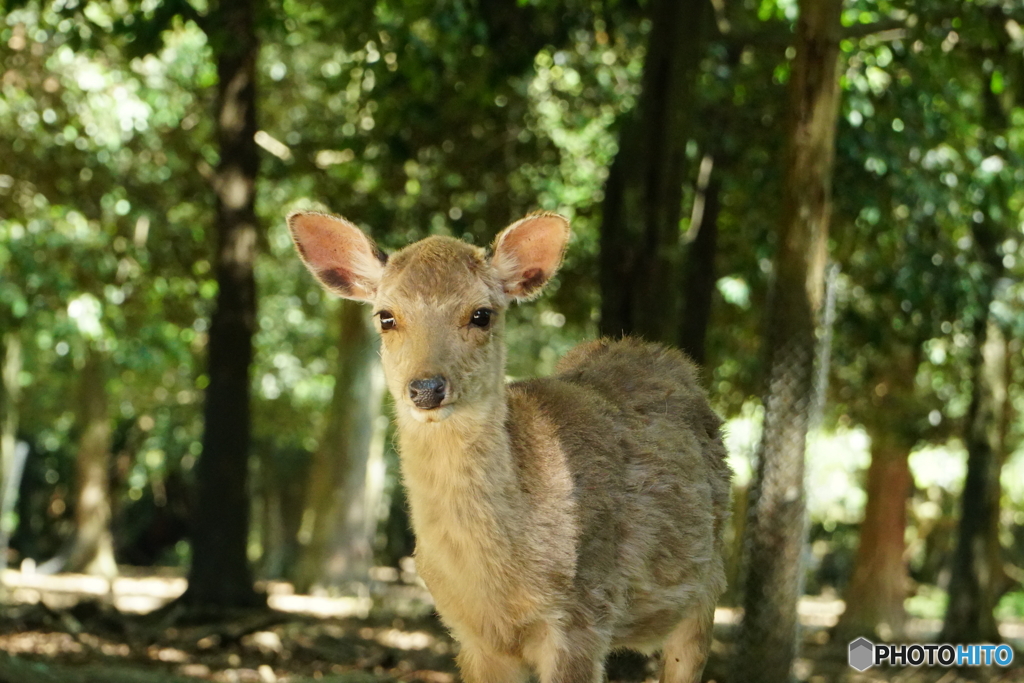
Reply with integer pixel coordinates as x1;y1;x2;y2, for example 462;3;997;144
491;212;570;301
288;211;386;302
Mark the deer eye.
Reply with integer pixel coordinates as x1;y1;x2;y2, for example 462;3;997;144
469;308;492;328
377;311;396;331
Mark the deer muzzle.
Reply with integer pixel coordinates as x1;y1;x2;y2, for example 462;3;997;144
408;375;448;410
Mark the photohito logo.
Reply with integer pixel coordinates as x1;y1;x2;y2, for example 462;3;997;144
848;638;1015;671
849;638;874;671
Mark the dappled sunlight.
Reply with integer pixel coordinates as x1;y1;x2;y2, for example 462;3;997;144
0;630;84;656
805;429;873;525
363;626;440;653
149;645;190;662
266;593;372;620
2;0;1023;681
0;575;459;682
0;569;433;620
3;567;186;613
0;570;1020;680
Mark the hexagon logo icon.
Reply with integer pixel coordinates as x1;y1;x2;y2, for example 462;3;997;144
849;637;874;672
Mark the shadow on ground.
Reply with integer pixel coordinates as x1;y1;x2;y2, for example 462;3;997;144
0;571;1021;683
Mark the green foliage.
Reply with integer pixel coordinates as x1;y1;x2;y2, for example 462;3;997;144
0;0;647;567
1;1;214;558
997;590;1024;620
1;0;1022;599
906;584;949;620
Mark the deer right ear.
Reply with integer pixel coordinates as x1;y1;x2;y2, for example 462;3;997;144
491;212;570;301
288;211;386;302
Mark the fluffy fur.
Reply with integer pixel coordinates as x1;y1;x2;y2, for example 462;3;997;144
290;210;732;683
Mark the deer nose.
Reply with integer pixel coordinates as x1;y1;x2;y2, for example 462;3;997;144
408;376;447;410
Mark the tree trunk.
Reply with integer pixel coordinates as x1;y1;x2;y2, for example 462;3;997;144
381;481;416;568
732;2;842;682
835;429;913;641
255;448;308;580
678;159;721;366
184;0;263;608
722;480;748;606
942;33;1016;644
836;345;919;641
65;348;118;577
40;348;118;578
598;0;708;344
0;331;26;573
942;316;1008;643
678;42;743;367
292;299;385;594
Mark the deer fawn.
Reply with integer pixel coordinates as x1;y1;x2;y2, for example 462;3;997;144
289;209;732;683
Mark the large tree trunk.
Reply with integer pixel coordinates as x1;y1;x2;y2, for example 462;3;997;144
731;3;842;682
678;42;743;367
183;0;263;608
292;300;385;594
598;0;708;344
941;35;1015;644
942;315;1008;643
835;428;913;641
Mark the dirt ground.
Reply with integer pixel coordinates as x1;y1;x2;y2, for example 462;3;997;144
0;569;1021;683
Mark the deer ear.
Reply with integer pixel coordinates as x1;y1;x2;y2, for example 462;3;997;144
288;211;386;302
491;212;570;301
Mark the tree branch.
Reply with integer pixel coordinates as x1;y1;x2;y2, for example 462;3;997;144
842;18;909;39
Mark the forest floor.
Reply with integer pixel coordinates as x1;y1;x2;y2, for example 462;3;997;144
0;568;1021;683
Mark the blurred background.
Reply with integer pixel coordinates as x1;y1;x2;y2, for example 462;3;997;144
0;0;1023;681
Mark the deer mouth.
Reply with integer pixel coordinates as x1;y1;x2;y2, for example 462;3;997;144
408;404;456;423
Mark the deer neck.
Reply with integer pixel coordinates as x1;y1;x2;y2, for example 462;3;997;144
397;384;514;486
395;383;520;532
